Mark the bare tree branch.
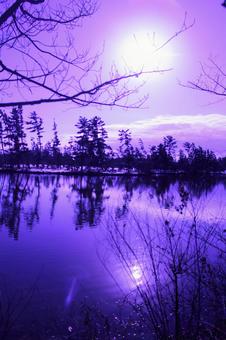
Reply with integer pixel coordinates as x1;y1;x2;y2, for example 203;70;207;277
0;0;192;108
185;59;226;98
0;69;169;107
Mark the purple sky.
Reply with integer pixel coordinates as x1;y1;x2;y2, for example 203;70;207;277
21;0;226;154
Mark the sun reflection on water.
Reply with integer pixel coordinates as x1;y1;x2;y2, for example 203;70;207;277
131;264;143;286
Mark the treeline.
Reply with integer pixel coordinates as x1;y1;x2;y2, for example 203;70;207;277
0;106;225;173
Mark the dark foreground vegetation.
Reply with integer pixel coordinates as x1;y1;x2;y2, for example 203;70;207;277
0;106;225;174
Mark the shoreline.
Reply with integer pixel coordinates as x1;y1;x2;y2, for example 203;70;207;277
0;166;225;177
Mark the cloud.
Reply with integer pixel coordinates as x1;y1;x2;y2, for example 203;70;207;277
60;114;226;155
106;114;226;155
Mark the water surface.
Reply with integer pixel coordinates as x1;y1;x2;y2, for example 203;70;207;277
0;174;225;339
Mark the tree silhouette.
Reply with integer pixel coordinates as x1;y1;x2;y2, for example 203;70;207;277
88;116;110;167
163;135;177;160
0;0;153;108
75;116;91;170
0;110;223;173
1;106;27;166
0;113;5;164
118;129;134;170
52;121;60;153
26;111;44;151
187;58;226;98
0;0;194;109
75;116;110;169
149;143;172;170
7;106;27;153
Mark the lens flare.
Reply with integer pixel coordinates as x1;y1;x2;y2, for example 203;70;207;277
131;264;143;285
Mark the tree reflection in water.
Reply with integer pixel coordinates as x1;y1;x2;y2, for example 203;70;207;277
0;174;33;239
70;176;109;228
0;174;225;238
24;176;41;229
0;174;225;338
50;175;60;219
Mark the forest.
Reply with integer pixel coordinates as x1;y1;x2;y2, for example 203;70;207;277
0;105;225;174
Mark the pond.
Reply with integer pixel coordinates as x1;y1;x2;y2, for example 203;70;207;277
0;174;225;339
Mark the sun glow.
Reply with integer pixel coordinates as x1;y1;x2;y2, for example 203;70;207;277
118;30;174;72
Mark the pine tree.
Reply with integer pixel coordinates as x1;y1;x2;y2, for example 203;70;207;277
75;116;91;169
118;129;134;169
163;135;177;160
27;111;44;151
89;116;109;166
0;111;5;165
52;120;61;165
75;116;109;168
1;111;12;152
6;106;27;154
0;111;4;155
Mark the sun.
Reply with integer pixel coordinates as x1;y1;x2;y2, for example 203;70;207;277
118;30;174;72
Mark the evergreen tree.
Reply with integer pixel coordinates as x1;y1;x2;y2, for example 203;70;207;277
138;138;147;157
149;143;171;169
27;111;44;151
163;136;177;160
43;142;52;166
75;116;109;168
63;137;75;167
5;106;27;159
75;116;90;168
89;116;110;166
0;111;4;156
118;129;134;169
1;111;12;152
52;120;61;158
178;149;188;170
183;142;219;172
